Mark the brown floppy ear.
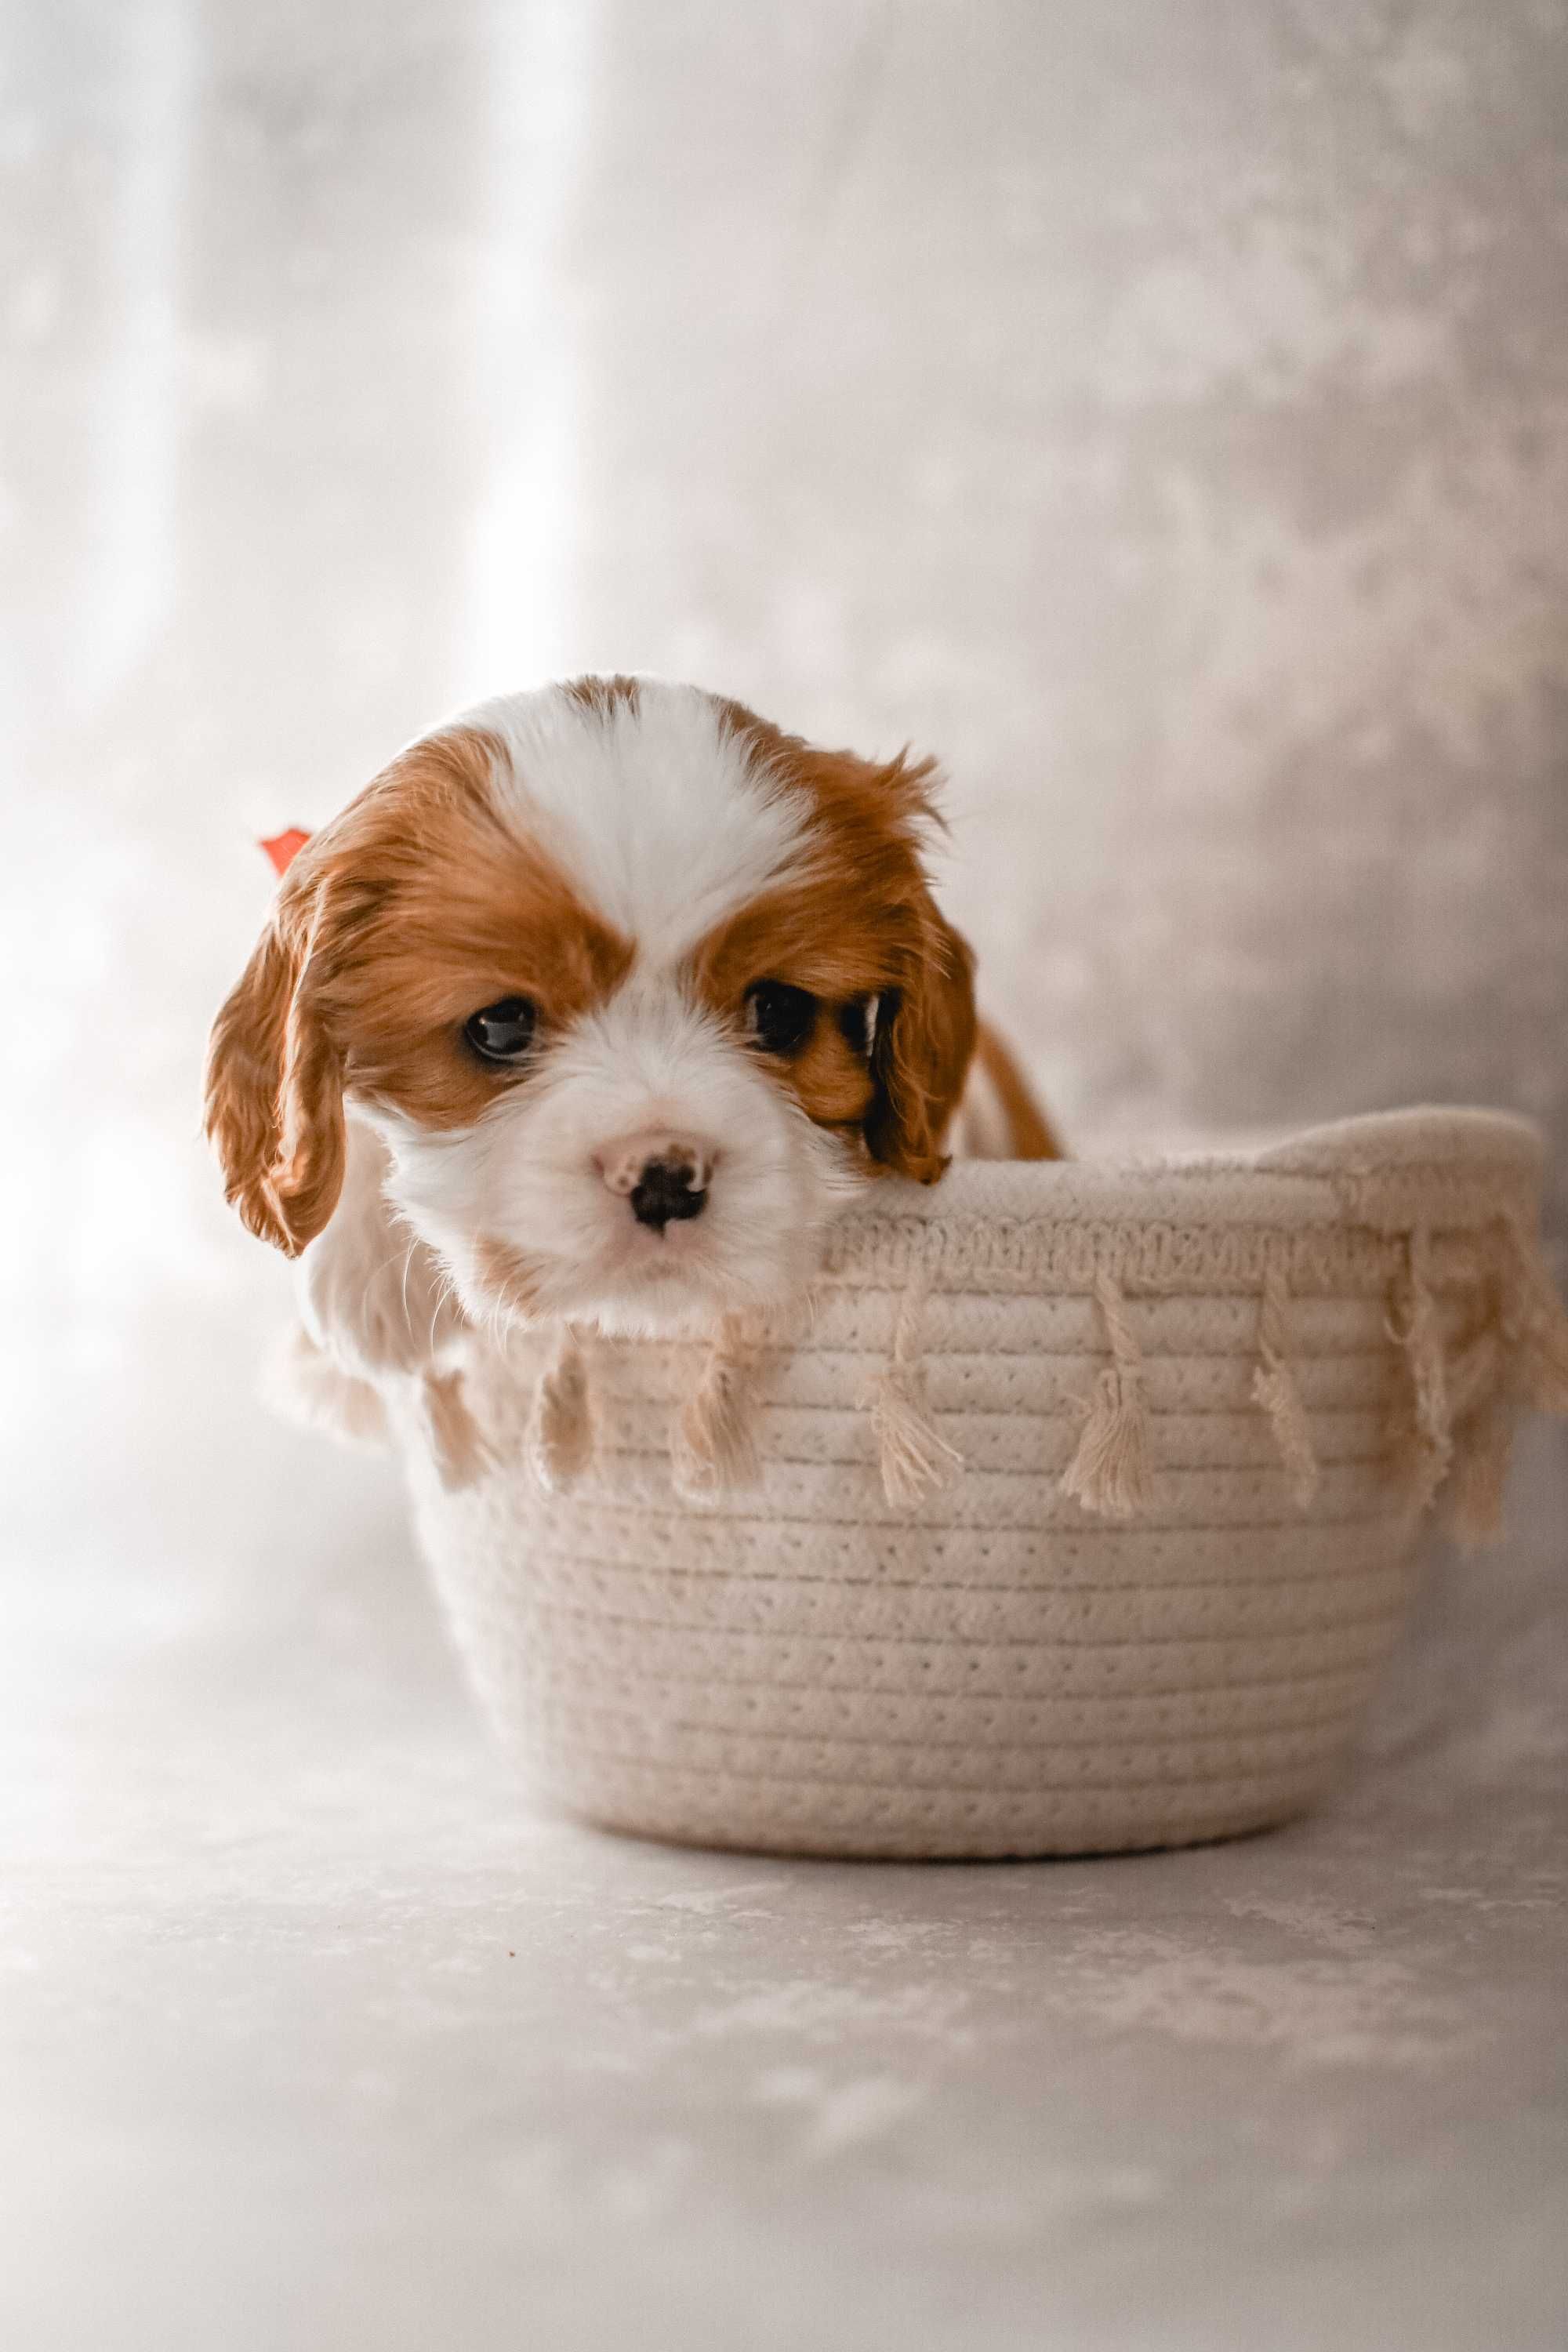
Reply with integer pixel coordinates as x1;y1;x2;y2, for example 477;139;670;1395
203;886;347;1258
863;905;978;1183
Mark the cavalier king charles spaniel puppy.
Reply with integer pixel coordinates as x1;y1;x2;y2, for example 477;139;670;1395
205;676;1058;1408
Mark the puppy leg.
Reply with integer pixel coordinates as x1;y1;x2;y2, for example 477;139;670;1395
279;1116;490;1475
296;1114;469;1380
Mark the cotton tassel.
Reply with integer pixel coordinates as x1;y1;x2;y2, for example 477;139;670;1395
671;1312;766;1505
418;1366;491;1491
1504;1216;1568;1416
1445;1321;1503;1426
1444;1395;1514;1547
866;1281;963;1509
1437;1315;1512;1547
525;1323;595;1495
1442;1222;1568;1543
1060;1268;1151;1520
1384;1225;1452;1512
1253;1259;1319;1508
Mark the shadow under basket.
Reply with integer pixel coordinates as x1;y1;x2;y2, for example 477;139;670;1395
394;1109;1568;1861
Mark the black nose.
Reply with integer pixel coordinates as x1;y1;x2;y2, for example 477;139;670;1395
630;1153;707;1232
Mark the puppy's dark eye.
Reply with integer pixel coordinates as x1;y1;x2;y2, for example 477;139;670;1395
464;996;537;1063
746;979;817;1056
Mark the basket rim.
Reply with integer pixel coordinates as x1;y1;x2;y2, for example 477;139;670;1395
825;1105;1544;1253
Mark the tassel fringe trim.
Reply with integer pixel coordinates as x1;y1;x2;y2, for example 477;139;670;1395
866;1281;964;1509
671;1314;766;1506
1384;1225;1454;1513
448;1191;1568;1541
1253;1258;1321;1508
419;1367;492;1490
526;1324;596;1495
1060;1270;1151;1519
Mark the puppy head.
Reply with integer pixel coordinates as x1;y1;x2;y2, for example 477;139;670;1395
205;678;976;1335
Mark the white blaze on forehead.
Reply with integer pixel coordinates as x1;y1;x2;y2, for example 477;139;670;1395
448;678;814;964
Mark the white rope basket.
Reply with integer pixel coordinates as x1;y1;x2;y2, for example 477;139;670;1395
397;1109;1568;1860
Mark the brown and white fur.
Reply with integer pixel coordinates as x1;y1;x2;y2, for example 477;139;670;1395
205;677;1058;1399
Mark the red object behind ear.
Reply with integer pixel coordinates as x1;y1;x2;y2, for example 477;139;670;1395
260;827;312;877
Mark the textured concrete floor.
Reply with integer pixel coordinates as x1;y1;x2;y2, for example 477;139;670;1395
4;3;1566;2346
5;1420;1567;2352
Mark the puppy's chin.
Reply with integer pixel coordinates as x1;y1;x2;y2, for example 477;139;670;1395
539;1219;824;1340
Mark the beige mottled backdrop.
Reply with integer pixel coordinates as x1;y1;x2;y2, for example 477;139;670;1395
3;7;1566;2350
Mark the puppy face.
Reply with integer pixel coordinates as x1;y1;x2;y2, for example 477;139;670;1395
205;677;976;1336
